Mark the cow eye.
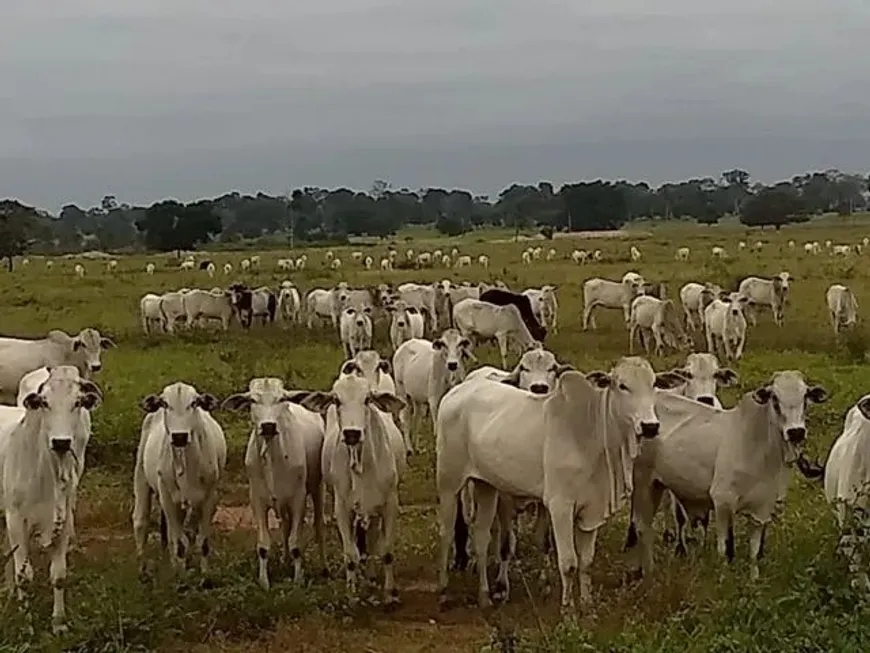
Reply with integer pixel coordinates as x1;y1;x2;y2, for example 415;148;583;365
519;366;528;373
618;383;630;392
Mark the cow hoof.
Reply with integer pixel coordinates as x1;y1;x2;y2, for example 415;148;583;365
52;620;68;635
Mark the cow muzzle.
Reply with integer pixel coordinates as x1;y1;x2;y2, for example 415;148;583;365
51;438;72;454
697;396;715;407
171;431;190;447
342;429;362;446
529;383;549;395
786;427;806;445
446;361;459;372
639;421;660;438
259;422;278;438
90;363;102;373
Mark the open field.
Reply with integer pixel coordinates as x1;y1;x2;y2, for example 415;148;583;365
3;221;870;652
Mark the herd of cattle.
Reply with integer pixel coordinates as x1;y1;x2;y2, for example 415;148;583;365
3;262;870;633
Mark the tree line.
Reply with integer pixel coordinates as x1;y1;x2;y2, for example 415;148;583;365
1;169;868;269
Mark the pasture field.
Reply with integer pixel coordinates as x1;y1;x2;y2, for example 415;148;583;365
3;221;870;652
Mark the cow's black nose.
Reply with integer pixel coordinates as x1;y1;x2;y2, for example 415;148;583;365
171;432;189;447
529;384;549;395
260;422;278;438
640;422;660;438
343;429;362;446
447;361;458;371
697;396;715;406
786;427;806;444
51;438;72;454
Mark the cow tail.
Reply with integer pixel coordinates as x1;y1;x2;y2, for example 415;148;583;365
159;510;168;549
453;483;472;571
354;519;367;557
158;298;170;331
267;293;277;323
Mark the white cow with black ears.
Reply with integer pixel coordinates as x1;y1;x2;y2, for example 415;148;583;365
339;307;373;359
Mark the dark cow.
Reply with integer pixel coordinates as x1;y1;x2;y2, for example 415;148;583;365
198;260;212;270
228;283;277;328
480;288;547;342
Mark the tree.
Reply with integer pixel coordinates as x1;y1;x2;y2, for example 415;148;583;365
740;184;803;229
135;200;221;253
558;181;627;231
0;199;40;271
435;212;466;237
721;168;751;215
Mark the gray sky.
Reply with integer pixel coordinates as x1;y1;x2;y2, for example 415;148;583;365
2;0;868;211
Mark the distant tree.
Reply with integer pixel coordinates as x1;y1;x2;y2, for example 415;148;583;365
740;184;803;229
135;200;221;253
721;168;752;215
0;199;40;271
558;181;627;231
435;212;466;237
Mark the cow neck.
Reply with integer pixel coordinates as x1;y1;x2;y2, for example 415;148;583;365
166;411;218;482
739;396;795;468
429;358;463;406
599;387;637;520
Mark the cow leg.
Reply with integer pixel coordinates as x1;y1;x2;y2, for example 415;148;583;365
734;334;745;360
495;333;509;369
660;490;675;543
382;492;400;604
685;309;696;331
252;493;272;589
574;526;598;607
582;303;595;330
471;482;498;608
288;493;306;584
493;495;515;603
333;495;360;594
714;503;735;564
653;326;664;357
547;498;578;611
194;491;219;575
159;495;188;571
49;522;72;633
7;511;33;598
311;485;327;576
673;497;690;556
628;323;637;354
748;519;767;581
132;474;152;574
437;489;459;604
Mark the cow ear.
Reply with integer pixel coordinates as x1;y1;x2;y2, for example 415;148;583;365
585;371;611;388
141;394;166;413
194;394;219;412
368;392;405;417
73;339;84;351
377;360;391;375
501;365;521;387
857;397;870;420
806;385;828;404
714;368;739;386
221;393;252;411
285;391;335;414
79;380;103;398
78;391;102;410
432;339;445;351
23;393;46;410
752;386;773;404
100;337;116;349
654;371;687;390
554;363;575;378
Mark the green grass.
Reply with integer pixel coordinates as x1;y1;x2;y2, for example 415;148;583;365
3;222;870;651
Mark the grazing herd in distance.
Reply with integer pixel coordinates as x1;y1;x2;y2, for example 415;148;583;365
4;234;870;633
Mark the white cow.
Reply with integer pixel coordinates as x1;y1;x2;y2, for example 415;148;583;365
393;329;474;456
571;249;588;265
339;350;396;394
365;256;374;270
523;285;559;333
704;292;750;361
417;252;433;267
478;255;490;269
132;383;226;573
454;255;472;269
287;374;406;602
592;250;603;262
0;329;114;405
628;372;827;581
140;293;165;334
331;258;342;271
628;296;691;356
582;277;644;330
821;395;870;526
435;357;681;609
452;298;538;368
833;245;853;257
388;301;425;352
738;273;791;326
711;246;726;259
679;282;722;331
464;347;572;396
395;282;439;332
74;264;85;278
223;263;233;276
675;247;690;261
0;366;102;632
826;284;859;335
546;248;557;261
222;378;326;588
278;284;302;325
339;308;373;359
380;258;392;271
145;262;155;275
521;251;532;265
184;288;236;330
277;258;294;271
351;251;363;262
630;246;642;262
180;260;195;271
306;288;338;329
295;257;306;270
206;262;216;278
241;259;251;271
157;291;188;333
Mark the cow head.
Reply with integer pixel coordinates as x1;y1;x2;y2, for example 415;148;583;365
856;396;870;421
340;351;393;392
21;365;102;456
751;371;827;455
501;348;573;395
719;291;751;318
222;377;295;439
655;353;738;406
432;329;475;380
141;382;218;448
587;357;683;439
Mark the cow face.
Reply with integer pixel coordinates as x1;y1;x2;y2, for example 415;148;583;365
222;377;295;439
752;371;827;451
720;292;751;319
71;328;114;375
141;382;218;448
340;352;392;392
656;353;737;406
22;365;102;456
501;349;572;395
586;357;668;439
432;329;475;380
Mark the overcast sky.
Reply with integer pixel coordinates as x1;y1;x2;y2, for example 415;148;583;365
2;0;868;211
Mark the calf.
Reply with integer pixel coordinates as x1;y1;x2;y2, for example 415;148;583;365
582;277;644;330
229;284;278;327
184;288;236;330
140;293;165;334
675;247;690;261
522;285;559;334
222;378;326;588
738;273;791;327
158;291;189;333
278;283;302;325
393;329;475;455
306;288;338;329
628;296;691;356
704;292;750;361
133;383;226;574
455;294;541;368
679;282;721;331
339;308;373;359
826;284;858;335
0;366;101;632
388;301;425;352
287;375;406;603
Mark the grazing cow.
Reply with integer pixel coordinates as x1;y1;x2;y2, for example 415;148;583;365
331;259;342;271
521;251;532;265
393;329;474;456
441;254;451;267
106;260;118;273
180;260;195;271
417;252;433;267
388;301;425;352
675;247;690;261
46;260;53;269
704;292;750;361
295;257;306;270
826;284;859;335
711;246;726;259
628;296;691;356
630;246;642;262
198;260;211;271
183;289;236;330
522;285;559;333
74;264;85;278
478;255;489;269
456;293;543;368
571;249;588;265
229;284;277;327
738;273;791;326
140;293;165;334
738;241;746;251
833;244;852;256
351;251;363;262
752;241;763;252
546;248;557;261
679;282;721;331
241;259;251;272
0;366;102;632
365;256;374;270
582;277;644;330
222;378;326;588
146;263;155;275
395;283;439;333
0;329;114;405
133;383;226;574
436;357;681;609
339;308;373;359
223;263;233;276
277;258;294;271
287;374;406;603
306;288;338;329
454;255;472;269
278;283;302;325
628;372;827;581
